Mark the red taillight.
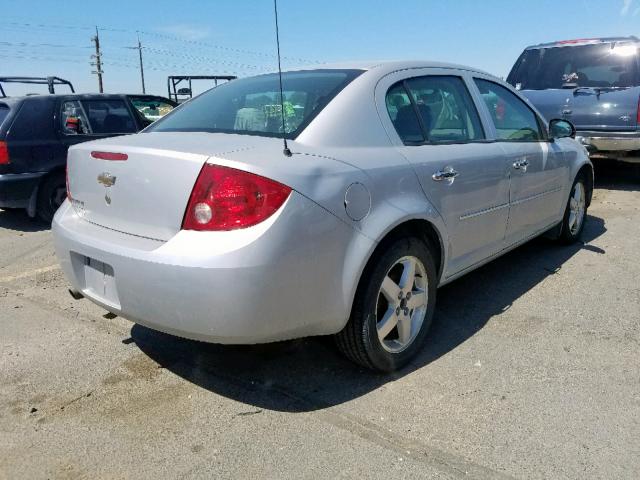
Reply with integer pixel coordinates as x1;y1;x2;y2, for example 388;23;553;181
91;151;128;161
0;141;9;165
182;164;291;231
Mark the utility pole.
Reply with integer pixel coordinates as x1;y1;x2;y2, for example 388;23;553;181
91;27;104;93
137;34;146;94
125;32;146;94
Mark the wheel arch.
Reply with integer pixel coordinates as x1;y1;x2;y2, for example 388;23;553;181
577;162;594;207
339;215;447;333
33;167;66;219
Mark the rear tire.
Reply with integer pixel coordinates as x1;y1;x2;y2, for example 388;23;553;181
36;172;66;224
558;174;588;244
335;236;437;372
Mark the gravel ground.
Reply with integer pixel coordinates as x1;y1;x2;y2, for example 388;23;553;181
0;162;639;479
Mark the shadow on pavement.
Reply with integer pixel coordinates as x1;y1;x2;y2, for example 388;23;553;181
593;160;640;192
132;214;606;412
0;209;49;232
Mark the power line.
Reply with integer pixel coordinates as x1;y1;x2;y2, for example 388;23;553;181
0;20;319;64
0;40;93;49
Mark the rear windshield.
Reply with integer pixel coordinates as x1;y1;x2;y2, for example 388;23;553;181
148;69;363;139
0;104;9;126
508;43;640;90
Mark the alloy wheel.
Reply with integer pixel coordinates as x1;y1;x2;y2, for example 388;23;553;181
568;182;586;235
376;256;428;353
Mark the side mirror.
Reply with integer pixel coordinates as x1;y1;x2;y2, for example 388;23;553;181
549;118;576;140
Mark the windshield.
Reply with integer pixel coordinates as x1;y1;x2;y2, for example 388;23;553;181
129;97;175;123
508;43;640;90
148;69;362;139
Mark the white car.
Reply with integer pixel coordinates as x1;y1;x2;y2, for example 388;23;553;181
53;61;592;371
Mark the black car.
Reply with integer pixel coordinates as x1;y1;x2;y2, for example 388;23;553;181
0;93;177;222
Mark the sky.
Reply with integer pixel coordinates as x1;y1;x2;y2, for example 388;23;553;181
1;0;639;97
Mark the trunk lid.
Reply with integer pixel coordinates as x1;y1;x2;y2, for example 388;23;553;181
68;132;294;241
67;131;361;241
521;87;640;132
67;133;215;241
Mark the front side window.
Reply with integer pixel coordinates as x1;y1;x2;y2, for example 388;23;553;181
474;79;543;142
148;70;363;139
81;99;136;134
386;75;485;144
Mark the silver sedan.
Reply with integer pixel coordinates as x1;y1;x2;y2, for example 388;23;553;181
53;61;593;371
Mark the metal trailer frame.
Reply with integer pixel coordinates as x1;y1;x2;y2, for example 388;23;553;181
0;76;75;97
167;75;236;103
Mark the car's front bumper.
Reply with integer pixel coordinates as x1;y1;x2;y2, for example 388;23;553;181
53;193;368;344
576;131;640;163
0;172;44;209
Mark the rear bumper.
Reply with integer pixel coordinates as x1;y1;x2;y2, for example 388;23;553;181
52;193;366;344
576;131;640;162
0;172;44;208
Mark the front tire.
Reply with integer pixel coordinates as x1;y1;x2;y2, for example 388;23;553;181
335;236;437;372
558;174;588;244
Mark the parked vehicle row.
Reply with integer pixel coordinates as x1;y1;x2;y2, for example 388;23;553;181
0;92;176;221
53;61;592;372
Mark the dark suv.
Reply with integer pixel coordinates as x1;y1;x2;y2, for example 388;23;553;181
0;93;176;222
508;37;640;164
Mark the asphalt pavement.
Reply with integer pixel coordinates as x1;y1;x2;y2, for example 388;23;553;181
1;162;639;479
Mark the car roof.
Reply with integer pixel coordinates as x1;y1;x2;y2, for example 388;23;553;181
525;36;640;50
4;93;173;102
281;60;494;78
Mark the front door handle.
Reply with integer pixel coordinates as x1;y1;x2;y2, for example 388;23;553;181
513;159;529;171
432;167;459;182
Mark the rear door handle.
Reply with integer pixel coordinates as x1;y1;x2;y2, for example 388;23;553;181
513;159;529;171
432;167;459;182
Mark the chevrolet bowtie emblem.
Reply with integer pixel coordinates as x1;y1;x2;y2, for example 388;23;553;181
97;172;116;187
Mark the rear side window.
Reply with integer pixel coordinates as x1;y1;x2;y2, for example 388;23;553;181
386;76;485;144
508;43;640;90
474;79;543;142
61;101;92;135
0;104;9;126
148;69;363;139
8;99;56;141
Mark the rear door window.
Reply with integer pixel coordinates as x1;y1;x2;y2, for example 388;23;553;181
405;76;484;143
386;75;485;144
474;79;543;142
